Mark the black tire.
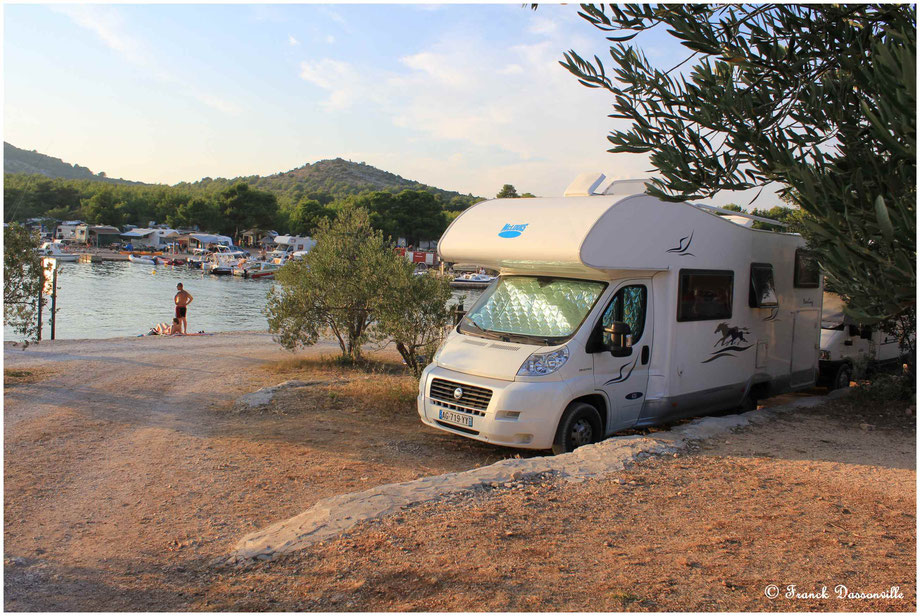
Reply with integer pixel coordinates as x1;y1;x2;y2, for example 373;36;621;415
830;364;852;391
552;402;602;455
738;392;758;413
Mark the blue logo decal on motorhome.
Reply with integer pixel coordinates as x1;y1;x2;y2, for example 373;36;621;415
498;223;528;239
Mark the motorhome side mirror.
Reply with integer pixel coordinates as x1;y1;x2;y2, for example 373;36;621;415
603;321;632;356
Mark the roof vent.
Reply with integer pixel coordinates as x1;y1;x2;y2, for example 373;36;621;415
722;215;756;228
564;172;606;197
603;178;654;196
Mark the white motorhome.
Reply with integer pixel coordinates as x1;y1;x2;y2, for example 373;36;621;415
273;235;316;254
819;292;906;390
417;177;823;453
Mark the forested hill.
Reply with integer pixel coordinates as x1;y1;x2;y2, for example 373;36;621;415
3;142;140;184
177;158;477;205
4;142;479;206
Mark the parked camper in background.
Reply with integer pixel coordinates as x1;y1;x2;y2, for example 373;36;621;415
818;292;907;390
273;235;316;254
417;174;823;454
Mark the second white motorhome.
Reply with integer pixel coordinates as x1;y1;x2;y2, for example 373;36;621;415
819;292;907;389
417;177;823;453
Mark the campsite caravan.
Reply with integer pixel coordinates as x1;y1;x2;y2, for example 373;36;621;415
818;292;909;390
417;179;823;453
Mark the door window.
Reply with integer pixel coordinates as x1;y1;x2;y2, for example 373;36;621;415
601;285;647;347
794;249;821;288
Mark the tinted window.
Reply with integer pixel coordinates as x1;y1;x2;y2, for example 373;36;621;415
678;270;733;322
794;249;820;288
749;264;778;308
601;285;647;346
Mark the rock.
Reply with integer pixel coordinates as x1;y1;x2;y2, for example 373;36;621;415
907;406;915;416
859;423;873;431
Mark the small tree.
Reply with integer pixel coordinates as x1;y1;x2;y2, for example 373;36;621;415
373;266;453;378
496;184;519;199
265;207;395;362
4;223;45;343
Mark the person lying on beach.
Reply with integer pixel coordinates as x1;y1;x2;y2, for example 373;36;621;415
148;318;184;336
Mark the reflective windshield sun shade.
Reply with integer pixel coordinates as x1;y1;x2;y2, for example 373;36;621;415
465;277;606;338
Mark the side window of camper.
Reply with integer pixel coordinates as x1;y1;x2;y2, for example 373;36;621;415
677;270;733;322
794;249;821;288
749;263;778;308
602;285;647;346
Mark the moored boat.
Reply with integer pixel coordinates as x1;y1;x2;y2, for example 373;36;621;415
232;260;280;279
449;272;496;289
128;253;156;265
36;242;78;262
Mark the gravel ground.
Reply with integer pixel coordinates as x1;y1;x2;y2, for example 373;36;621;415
4;334;915;611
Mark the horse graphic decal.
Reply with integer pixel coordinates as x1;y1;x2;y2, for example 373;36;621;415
713;322;750;346
703;322;754;363
666;231;694;257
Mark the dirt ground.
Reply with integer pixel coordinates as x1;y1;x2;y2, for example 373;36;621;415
4;333;916;611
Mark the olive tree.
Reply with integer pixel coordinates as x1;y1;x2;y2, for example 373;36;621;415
266;206;395;362
373;267;453;378
4;223;46;343
560;4;915;347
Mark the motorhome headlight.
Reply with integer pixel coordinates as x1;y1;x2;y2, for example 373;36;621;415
819;350;831;360
517;346;569;377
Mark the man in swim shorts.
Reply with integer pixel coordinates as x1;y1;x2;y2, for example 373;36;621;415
174;283;193;334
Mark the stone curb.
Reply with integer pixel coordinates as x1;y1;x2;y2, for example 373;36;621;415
228;390;848;563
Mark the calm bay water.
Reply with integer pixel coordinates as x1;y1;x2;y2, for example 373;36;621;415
4;261;483;341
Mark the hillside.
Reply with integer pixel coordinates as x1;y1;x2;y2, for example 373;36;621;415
179;157;477;204
3;142;140;184
4;142;479;205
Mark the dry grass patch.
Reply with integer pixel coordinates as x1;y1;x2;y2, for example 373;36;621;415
4;368;51;388
256;352;418;418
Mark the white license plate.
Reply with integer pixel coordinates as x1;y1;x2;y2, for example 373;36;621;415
438;408;473;428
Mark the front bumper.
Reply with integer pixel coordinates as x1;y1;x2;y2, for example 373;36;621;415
416;365;570;450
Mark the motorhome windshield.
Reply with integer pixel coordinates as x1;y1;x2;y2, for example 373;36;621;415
460;276;606;344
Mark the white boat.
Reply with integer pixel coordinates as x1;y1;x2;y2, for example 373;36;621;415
232;260;281;279
128;254;156;265
450;272;496;288
203;253;235;275
36;242;78;262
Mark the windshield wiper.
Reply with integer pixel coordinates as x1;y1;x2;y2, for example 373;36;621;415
462;318;503;340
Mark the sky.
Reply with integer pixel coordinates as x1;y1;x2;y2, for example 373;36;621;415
3;3;780;207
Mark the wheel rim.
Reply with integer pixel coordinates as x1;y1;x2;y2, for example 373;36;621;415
837;369;851;389
570;418;594;448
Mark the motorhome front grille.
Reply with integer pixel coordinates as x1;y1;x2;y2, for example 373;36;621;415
430;398;486;417
429;378;493;410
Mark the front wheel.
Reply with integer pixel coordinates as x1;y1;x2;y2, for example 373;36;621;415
830;364;852;391
552;402;602;455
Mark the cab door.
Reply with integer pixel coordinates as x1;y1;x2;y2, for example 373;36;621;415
591;282;653;432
